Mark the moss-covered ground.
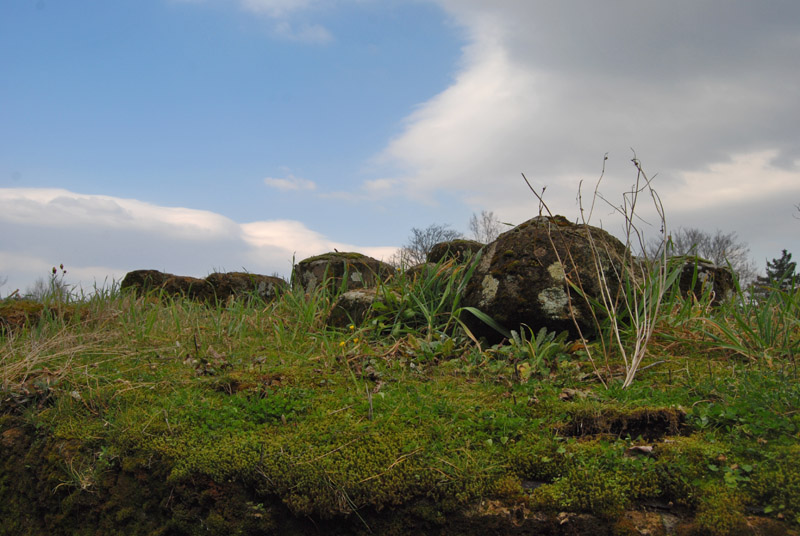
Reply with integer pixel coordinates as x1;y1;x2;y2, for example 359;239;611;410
1;271;799;535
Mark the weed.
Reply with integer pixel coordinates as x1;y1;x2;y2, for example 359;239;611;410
523;153;681;389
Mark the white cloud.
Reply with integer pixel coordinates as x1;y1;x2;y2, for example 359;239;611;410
241;220;397;264
361;0;800;268
0;188;238;240
0;188;398;295
174;0;334;43
363;178;397;194
263;174;317;191
666;151;800;213
373;2;800;205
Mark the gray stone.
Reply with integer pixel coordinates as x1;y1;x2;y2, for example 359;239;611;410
461;215;627;343
293;252;395;294
327;288;379;329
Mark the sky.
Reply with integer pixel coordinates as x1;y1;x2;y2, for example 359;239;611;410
2;0;799;296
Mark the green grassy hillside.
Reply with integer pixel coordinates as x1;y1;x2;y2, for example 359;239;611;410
1;260;799;535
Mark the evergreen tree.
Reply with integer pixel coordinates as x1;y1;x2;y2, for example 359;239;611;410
756;249;797;291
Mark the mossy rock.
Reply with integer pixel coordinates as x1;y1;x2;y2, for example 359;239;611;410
292;252;395;294
119;269;173;294
461;215;627;343
0;300;44;334
120;270;286;304
426;240;484;265
0;299;81;335
327;287;379;328
672;256;735;305
205;272;287;303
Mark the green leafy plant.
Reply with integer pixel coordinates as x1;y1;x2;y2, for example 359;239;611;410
508;326;569;381
370;252;481;341
699;278;800;361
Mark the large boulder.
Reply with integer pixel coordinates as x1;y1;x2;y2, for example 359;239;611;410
120;270;286;303
293;252;395;294
461;215;627;343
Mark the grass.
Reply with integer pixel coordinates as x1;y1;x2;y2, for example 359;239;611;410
1;261;799;535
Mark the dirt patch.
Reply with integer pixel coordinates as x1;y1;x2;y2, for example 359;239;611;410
558;407;687;441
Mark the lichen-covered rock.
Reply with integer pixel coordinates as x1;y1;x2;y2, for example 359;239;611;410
205;272;287;303
327;288;378;328
674;256;735;305
461;215;626;343
427;239;484;265
293;252;395;294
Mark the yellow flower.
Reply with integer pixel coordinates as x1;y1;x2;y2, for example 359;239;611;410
349;324;355;331
353;338;359;344
339;341;346;347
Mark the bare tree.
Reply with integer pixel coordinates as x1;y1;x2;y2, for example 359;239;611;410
648;227;758;285
468;210;503;244
391;223;463;267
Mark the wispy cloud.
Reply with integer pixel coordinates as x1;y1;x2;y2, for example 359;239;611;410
271;20;333;44
239;0;316;18
174;0;333;44
263;174;317;191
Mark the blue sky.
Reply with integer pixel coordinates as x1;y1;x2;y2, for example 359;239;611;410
2;0;800;294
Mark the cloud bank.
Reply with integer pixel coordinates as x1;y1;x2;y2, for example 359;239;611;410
0;188;396;296
373;1;800;221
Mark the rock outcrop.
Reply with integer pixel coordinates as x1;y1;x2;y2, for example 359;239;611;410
205;272;287;303
293;252;394;294
120;270;287;303
461;215;627;343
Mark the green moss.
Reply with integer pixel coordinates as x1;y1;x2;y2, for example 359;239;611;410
3;259;800;533
530;462;630;519
652;435;727;506
694;484;746;535
749;445;800;525
300;251;368;263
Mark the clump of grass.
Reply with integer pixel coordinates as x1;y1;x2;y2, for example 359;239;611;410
698;277;800;362
369;252;481;343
